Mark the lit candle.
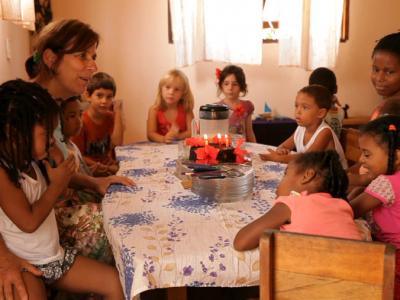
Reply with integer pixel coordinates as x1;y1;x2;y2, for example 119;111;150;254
224;134;229;147
204;134;208;146
217;133;221;146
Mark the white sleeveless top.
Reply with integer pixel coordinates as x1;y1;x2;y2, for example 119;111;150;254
0;162;64;265
294;122;348;169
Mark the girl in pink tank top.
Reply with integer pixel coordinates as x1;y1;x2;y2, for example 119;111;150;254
234;150;361;251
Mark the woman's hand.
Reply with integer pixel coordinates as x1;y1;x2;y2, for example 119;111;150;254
94;175;135;195
0;247;42;300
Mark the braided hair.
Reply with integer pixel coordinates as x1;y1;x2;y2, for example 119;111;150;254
0;79;60;187
292;150;349;199
360;115;400;175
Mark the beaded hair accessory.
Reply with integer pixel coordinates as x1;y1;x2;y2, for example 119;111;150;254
32;51;41;64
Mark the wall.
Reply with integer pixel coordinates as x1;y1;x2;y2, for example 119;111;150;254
0;21;30;83
52;0;400;143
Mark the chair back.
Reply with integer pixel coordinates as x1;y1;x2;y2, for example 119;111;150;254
340;128;361;166
259;230;395;300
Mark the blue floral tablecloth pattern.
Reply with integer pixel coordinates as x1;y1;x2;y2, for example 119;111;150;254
102;142;284;299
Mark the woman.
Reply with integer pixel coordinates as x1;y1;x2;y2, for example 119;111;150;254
0;19;132;299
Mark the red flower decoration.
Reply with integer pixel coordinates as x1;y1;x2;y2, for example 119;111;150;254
195;145;220;165
185;137;205;147
234;138;248;163
234;103;246;118
215;68;222;81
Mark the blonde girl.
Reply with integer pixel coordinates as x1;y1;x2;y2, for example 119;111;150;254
147;69;194;143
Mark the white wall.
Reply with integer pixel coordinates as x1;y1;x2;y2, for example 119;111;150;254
52;0;400;143
0;21;30;83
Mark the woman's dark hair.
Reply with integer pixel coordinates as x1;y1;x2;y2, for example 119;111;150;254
25;19;100;79
298;85;332;110
293;150;349;199
309;67;338;95
0;79;60;187
360;115;400;175
372;32;400;60
218;65;248;96
86;72;116;96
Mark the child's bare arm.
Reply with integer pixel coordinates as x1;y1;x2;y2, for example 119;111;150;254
110;99;125;147
0;156;75;233
233;203;290;251
276;134;295;154
147;106;168;143
245;114;257;143
176;111;194;140
259;149;296;163
350;192;381;218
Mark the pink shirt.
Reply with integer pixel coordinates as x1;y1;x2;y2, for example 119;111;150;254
365;171;400;249
277;192;361;240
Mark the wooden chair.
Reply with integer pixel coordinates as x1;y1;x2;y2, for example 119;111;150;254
259;230;395;300
340;128;362;166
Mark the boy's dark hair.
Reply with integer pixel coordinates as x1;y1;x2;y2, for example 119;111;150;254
86;72;116;96
25;19;99;79
360;115;400;175
299;85;333;110
293;150;349;199
218;65;248;96
0;79;60;187
380;98;400;117
309;67;338;95
372;32;400;60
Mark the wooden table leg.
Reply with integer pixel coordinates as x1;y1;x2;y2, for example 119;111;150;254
167;287;187;300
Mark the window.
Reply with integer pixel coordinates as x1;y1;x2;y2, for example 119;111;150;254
262;0;349;43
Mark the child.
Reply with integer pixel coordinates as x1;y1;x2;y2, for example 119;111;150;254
60;97;92;176
216;65;257;142
234;150;361;251
309;67;345;137
0;80;124;299
72;72;125;176
260;85;347;169
349;115;400;296
370;32;400;120
147;69;195;143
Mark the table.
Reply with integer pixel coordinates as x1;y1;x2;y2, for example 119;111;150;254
342;116;370;128
252;117;297;146
102;142;285;299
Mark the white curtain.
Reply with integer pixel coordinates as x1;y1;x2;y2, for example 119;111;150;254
169;0;201;67
0;0;35;31
203;0;263;65
273;0;343;69
169;0;263;67
274;0;304;66
308;0;344;69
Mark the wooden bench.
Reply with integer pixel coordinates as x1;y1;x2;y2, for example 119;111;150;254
340;128;362;166
260;230;395;300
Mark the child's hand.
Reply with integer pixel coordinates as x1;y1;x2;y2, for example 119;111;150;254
113;99;123;112
276;147;290;155
45;154;76;191
259;149;280;161
94;175;135;195
164;127;178;144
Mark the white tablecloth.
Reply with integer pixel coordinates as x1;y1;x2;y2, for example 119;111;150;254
102;142;285;299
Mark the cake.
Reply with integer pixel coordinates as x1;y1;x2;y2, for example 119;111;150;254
184;135;248;165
